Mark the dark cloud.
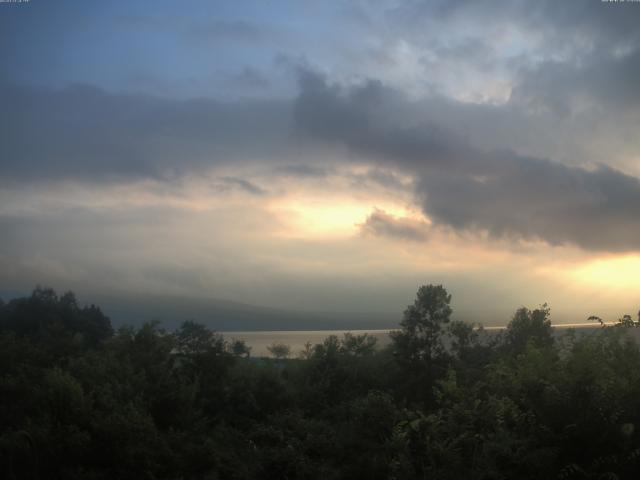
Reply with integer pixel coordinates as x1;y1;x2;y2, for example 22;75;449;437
511;48;640;113
419;160;640;251
359;209;429;242
293;71;640;252
5;67;640;252
217;176;266;196
3;59;640;252
358;169;409;191
0;84;292;182
294;70;464;167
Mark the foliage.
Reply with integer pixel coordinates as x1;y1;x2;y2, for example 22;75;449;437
391;284;452;366
1;285;640;479
504;304;553;353
267;342;291;359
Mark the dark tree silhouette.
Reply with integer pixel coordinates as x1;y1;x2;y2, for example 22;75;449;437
391;284;452;367
2;285;640;479
504;304;553;353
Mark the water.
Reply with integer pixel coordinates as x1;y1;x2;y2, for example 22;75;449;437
222;323;616;357
222;329;393;357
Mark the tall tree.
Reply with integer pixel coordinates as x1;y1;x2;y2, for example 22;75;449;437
504;304;553;353
391;284;452;365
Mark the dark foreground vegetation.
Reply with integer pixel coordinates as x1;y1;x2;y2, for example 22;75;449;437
2;286;640;479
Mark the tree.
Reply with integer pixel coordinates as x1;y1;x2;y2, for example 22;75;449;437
504;304;553;353
175;320;226;356
391;284;452;368
0;286;113;352
229;338;252;358
267;342;291;360
298;341;314;360
340;332;377;357
588;311;640;328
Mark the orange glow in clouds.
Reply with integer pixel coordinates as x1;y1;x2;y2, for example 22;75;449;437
268;195;416;238
569;255;640;292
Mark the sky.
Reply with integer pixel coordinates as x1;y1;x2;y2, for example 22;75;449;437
1;0;640;328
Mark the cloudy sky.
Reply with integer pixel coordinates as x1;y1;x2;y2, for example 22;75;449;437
2;0;640;327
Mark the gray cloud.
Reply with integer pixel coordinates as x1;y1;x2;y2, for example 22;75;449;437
360;209;429;242
419;160;640;251
217;176;266;196
349;168;410;192
511;48;640;114
391;0;640;46
367;0;640;108
294;70;465;167
5;0;640;323
272;164;331;178
0;84;292;183
293;71;640;252
3;58;640;252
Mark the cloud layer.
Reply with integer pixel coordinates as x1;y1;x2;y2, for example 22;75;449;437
293;72;640;251
3;0;640;324
4;62;640;252
1;84;292;182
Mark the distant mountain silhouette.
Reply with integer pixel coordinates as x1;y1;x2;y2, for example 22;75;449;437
79;292;396;331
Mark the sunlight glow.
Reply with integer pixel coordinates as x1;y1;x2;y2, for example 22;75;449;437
569;255;640;291
269;196;414;238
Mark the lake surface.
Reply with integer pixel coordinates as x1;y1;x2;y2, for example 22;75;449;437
222;329;393;357
222;323;613;357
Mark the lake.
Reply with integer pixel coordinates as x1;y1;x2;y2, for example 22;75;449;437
221;329;393;357
222;322;614;357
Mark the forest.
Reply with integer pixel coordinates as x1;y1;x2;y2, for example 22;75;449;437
2;285;640;479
